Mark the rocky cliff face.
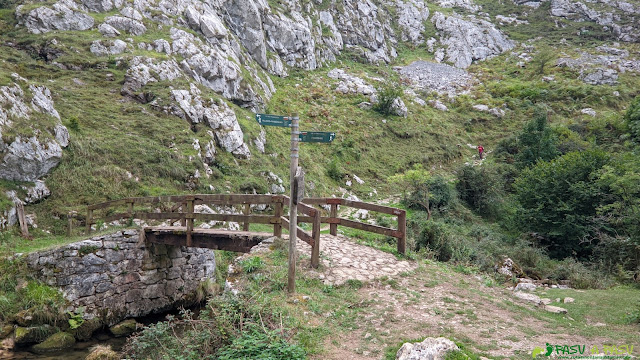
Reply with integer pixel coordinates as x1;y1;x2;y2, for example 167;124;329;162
2;0;640;231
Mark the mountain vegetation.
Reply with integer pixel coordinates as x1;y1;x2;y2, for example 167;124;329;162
1;0;640;356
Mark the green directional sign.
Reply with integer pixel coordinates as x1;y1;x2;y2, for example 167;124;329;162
299;131;336;143
255;113;292;127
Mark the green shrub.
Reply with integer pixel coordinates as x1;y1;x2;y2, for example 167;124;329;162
455;165;505;220
326;158;344;181
531;47;556;74
625;95;640;140
514;149;609;259
216;325;306;360
373;85;402;116
514;111;560;168
415;220;473;262
239;256;265;273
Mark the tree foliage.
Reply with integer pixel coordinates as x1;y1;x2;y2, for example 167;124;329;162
456;165;505;220
514;149;609;259
390;165;434;219
624;95;640;140
515;111;560;168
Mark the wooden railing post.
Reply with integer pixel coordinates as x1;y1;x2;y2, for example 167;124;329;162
127;201;133;219
16;202;29;238
397;210;406;255
311;208;321;268
67;212;73;237
181;202;187;227
86;208;93;234
186;196;194;247
329;203;338;236
243;203;250;231
274;200;283;237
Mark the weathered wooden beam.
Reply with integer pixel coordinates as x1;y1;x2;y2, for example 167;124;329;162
274;201;283;237
243;204;250;231
311;211;321;268
16;202;29;238
338;218;402;238
282;196;317;216
144;228;271;252
194;214;278;224
290;216;336;224
330;203;338;236
280;217;314;246
397;210;406;254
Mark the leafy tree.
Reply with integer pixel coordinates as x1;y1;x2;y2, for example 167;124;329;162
390;165;434;219
456;165;505;220
531;47;556;74
515;111;560;168
514;149;609;259
624;95;640;140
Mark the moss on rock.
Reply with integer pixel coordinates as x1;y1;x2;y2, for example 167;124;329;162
31;331;76;354
71;316;103;341
109;319;139;337
0;324;14;339
14;324;55;344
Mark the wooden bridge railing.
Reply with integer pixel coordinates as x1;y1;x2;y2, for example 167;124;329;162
85;194;406;268
300;198;406;255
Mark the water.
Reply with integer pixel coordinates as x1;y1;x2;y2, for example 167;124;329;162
1;303;203;359
1;332;127;360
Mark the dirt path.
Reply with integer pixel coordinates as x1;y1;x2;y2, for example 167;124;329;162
292;235;620;360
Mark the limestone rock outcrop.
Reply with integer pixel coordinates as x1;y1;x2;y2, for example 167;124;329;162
171;85;250;159
431;12;515;68
16;0;94;34
0;82;69;183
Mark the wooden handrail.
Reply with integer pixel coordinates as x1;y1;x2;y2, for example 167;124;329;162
85;194;406;265
298;197;406;254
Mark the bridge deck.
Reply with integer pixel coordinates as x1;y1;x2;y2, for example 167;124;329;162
143;226;273;252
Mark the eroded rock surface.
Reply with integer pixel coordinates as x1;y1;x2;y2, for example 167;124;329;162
432;12;515;69
16;0;94;34
397;61;471;97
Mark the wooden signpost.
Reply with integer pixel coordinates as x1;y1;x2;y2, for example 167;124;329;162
255;113;335;293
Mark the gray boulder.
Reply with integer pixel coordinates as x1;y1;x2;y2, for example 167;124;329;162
104;16;146;35
90;39;129;56
582;68;618;85
437;0;480;12
0;83;68;182
391;98;408;117
82;0;123;13
29;85;60;120
98;23;121;37
121;56;183;101
17;0;94;34
396;337;459;360
431;12;514;68
22;180;51;204
170;27;271;108
0;137;63;182
264;11;317;70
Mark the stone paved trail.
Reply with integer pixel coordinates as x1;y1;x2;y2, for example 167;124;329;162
291;234;417;285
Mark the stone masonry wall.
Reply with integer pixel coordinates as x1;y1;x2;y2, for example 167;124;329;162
24;230;216;325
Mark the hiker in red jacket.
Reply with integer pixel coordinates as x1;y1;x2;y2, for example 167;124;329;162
478;145;484;160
